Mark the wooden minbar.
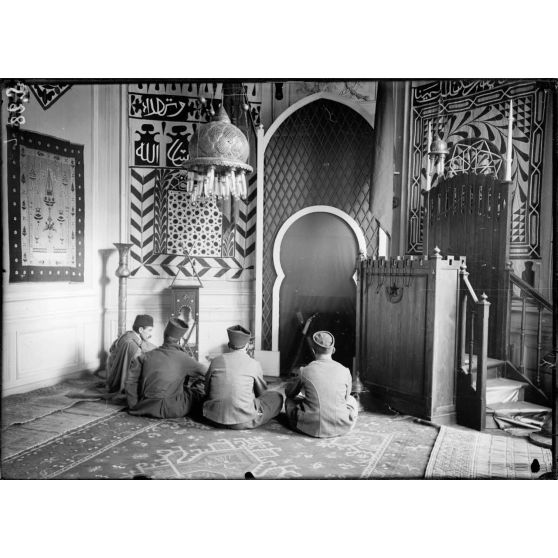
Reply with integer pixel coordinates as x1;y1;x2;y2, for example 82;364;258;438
357;249;465;423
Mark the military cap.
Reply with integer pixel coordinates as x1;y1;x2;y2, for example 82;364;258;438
133;314;154;330
164;317;189;338
227;325;251;348
312;330;335;349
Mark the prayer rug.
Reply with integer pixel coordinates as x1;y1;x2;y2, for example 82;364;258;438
1;412;438;480
425;425;553;479
2;375;105;429
1;401;125;461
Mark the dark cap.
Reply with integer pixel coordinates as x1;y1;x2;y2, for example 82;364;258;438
133;314;154;330
227;325;251;348
312;331;335;349
164;318;189;339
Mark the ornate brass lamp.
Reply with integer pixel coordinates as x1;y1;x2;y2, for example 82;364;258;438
425;122;449;191
181;104;253;203
423;122;449;254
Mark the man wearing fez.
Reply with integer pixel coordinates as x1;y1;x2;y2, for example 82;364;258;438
105;314;156;394
203;325;283;429
285;331;358;438
125;317;207;419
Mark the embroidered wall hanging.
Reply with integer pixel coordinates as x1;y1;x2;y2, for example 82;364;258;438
29;84;72;110
128;82;260;279
7;128;85;282
408;80;547;259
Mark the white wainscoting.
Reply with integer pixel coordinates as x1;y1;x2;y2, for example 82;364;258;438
2;304;103;396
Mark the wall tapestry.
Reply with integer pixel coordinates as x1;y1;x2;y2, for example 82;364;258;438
7;128;85;282
128;82;260;279
408;80;547;258
29;84;72;110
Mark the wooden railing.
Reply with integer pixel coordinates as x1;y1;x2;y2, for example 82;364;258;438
456;264;490;430
507;271;553;388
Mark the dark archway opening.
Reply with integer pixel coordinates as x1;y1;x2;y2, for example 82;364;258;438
278;211;359;373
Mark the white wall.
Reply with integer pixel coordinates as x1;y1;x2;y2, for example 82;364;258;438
2;84;122;395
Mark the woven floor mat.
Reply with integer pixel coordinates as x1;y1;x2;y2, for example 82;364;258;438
425;425;553;479
2;375;108;429
1;401;125;461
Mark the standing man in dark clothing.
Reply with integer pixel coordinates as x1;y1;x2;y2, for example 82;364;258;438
105;314;157;394
285;330;358;438
203;325;283;429
125;317;207;419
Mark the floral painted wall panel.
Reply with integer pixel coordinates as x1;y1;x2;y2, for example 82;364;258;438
408;80;547;259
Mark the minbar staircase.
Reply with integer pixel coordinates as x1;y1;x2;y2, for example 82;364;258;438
456;268;552;432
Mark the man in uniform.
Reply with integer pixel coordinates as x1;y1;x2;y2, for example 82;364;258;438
105;314;156;394
125;317;207;419
203;325;283;429
284;330;358;437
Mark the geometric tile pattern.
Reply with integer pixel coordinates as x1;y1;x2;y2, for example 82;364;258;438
446;139;504;177
129;167;247;279
409;80;547;259
261;99;378;349
166;190;223;256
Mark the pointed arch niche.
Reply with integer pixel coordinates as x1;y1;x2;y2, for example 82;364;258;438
254;92;376;353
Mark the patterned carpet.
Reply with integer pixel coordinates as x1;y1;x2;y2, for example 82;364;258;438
425;425;553;479
1;411;438;479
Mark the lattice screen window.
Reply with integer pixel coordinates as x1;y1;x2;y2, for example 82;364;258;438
166;190;223;256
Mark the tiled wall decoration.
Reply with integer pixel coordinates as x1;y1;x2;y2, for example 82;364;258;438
128;83;261;279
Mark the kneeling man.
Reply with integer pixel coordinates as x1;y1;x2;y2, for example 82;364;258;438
105;314;156;394
125;317;207;419
203;325;283;429
285;331;358;438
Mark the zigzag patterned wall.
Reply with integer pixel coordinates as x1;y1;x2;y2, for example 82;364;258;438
408;80;547;259
127;83;259;280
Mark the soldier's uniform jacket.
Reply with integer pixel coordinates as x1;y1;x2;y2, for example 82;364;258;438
203;351;268;425
126;343;206;419
285;359;357;437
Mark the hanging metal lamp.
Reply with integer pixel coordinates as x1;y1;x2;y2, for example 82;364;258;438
181;104;253;202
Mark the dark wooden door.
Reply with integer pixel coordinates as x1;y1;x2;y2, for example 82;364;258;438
278;211;358;372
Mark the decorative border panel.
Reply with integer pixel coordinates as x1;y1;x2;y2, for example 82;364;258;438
29;84;72;110
408;80;547;258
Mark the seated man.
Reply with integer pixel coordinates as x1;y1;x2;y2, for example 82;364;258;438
203;325;283;430
285;330;358;438
105;314;156;394
125;317;207;419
